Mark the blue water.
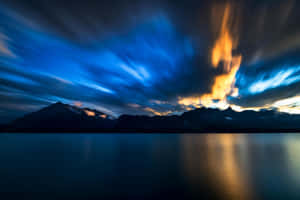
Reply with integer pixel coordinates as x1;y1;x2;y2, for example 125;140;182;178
0;133;300;200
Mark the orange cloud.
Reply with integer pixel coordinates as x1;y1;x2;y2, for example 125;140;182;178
84;110;95;116
99;114;107;119
74;101;83;107
144;107;171;116
179;3;242;108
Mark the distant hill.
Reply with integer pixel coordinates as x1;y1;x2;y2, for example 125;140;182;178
2;102;300;133
4;102;115;132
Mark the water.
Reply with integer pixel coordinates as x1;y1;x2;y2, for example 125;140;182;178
0;133;300;200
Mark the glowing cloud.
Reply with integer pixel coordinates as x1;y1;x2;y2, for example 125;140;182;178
201;3;242;106
144;107;171;116
179;3;242;108
74;101;83;107
272;96;300;114
99;114;107;119
84;110;96;117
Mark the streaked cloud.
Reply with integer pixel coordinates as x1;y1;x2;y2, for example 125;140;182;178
1;0;300;122
248;67;300;94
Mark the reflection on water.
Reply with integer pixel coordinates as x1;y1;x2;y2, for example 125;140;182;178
182;134;253;200
182;134;300;200
285;137;300;185
1;133;300;200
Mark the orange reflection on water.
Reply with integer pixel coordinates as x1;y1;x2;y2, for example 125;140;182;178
181;134;253;200
284;136;300;186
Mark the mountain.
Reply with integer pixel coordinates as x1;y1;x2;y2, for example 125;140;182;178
115;114;183;132
5;102;115;132
2;102;300;133
180;107;300;132
116;107;300;132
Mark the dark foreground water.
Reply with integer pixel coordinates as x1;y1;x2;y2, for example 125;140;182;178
0;134;300;200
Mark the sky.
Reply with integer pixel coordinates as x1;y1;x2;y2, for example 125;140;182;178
1;0;300;123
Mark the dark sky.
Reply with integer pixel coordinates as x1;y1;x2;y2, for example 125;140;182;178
0;0;300;122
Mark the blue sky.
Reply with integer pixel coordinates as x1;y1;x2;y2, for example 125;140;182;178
1;0;300;122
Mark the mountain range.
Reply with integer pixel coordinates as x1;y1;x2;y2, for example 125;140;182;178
1;102;300;133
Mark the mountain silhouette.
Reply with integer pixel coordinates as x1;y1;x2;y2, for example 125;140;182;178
2;102;300;133
5;102;115;132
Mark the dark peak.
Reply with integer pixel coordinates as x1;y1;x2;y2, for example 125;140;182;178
50;101;66;106
46;101;69;109
193;106;219;113
259;107;278;113
225;106;233;112
50;101;66;107
223;106;235;114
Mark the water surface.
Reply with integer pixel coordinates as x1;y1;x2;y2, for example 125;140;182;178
0;133;299;200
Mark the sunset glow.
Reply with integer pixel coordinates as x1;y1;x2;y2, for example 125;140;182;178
179;3;242;109
0;1;300;123
84;110;96;117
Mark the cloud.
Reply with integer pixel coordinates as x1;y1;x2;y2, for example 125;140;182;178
247;67;300;94
1;0;300;122
0;33;15;58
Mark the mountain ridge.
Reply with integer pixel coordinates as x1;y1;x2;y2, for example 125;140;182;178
2;102;300;133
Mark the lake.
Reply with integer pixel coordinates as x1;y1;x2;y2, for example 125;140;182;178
0;133;300;200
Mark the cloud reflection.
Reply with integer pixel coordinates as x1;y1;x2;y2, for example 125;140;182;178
181;134;253;200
